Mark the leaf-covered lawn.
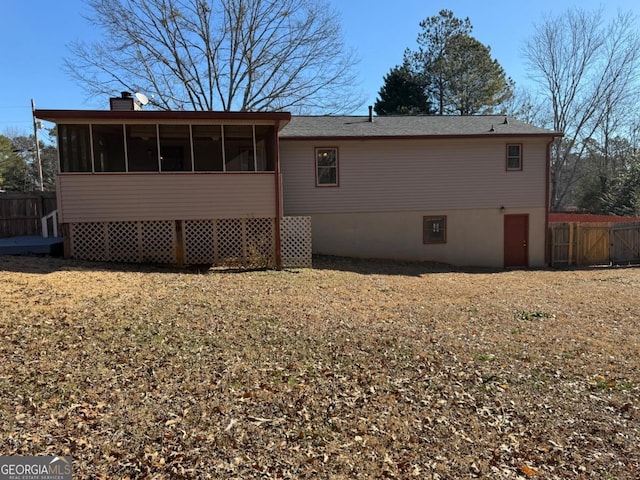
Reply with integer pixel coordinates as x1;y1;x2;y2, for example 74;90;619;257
0;255;638;479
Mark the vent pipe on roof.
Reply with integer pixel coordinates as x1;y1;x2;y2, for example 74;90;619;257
503;116;509;125
368;105;373;122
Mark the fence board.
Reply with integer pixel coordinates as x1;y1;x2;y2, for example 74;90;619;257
0;193;57;238
577;224;610;266
611;222;640;265
550;223;571;265
549;221;640;267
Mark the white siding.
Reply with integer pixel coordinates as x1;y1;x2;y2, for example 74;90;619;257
57;173;276;223
280;137;549;215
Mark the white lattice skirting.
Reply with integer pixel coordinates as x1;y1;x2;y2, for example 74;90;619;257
68;217;312;268
280;216;312;268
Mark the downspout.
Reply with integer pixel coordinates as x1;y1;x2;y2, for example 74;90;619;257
274;121;282;268
545;137;554;266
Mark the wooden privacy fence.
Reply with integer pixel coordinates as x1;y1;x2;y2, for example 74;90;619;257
550;221;640;266
0;192;57;238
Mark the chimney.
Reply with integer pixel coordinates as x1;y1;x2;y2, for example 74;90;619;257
368;105;373;122
109;91;138;111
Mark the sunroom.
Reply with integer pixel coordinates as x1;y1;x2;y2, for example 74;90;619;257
35;108;311;268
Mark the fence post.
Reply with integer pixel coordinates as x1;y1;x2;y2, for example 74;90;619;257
575;223;581;267
568;223;574;266
550;225;555;266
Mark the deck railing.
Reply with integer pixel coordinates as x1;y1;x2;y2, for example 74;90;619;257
41;210;58;238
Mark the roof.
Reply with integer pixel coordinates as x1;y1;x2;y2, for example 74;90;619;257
33;109;560;139
34;109;291;128
280;115;561;140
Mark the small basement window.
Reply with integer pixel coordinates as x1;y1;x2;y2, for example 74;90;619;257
423;216;447;244
507;144;522;171
316;147;338;186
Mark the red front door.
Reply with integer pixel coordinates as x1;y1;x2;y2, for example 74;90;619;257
504;214;529;268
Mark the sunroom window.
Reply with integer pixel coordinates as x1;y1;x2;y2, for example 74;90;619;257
159;125;192;171
92;124;125;172
57;122;276;173
58;124;91;172
254;125;275;171
127;125;158;172
192;125;224;171
224;125;254;171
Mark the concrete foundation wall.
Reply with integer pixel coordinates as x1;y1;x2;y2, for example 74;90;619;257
310;207;546;268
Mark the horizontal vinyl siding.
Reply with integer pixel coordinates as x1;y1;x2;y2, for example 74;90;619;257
280;138;548;215
57;173;275;222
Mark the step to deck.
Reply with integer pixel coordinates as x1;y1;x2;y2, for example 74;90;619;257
0;236;64;256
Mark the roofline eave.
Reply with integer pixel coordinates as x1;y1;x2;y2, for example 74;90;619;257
279;133;563;141
34;109;292;129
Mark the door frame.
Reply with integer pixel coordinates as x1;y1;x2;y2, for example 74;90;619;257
504;214;529;268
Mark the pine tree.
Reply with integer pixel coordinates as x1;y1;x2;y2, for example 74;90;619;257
374;64;433;115
406;10;513;115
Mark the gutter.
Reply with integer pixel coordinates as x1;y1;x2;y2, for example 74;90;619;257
545;137;555;266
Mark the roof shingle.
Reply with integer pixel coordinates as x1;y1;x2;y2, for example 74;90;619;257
280;115;560;139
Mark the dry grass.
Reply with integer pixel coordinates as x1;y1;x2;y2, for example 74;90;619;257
0;255;638;479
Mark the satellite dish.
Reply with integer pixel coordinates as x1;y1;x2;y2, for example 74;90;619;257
134;92;149;106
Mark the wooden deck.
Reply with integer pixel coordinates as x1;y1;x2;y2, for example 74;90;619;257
0;236;64;256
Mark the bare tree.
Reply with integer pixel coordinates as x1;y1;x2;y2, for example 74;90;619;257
501;86;546;126
523;7;640;210
65;0;363;113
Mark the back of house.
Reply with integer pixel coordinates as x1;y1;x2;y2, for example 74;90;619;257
279;114;560;268
36;100;559;268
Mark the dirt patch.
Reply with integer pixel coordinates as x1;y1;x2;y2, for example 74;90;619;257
0;255;638;479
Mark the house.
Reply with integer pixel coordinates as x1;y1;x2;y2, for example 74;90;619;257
279;114;560;268
35;98;560;268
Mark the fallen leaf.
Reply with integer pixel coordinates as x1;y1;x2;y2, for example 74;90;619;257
519;465;538;476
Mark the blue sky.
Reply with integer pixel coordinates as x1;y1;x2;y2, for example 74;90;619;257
1;0;639;134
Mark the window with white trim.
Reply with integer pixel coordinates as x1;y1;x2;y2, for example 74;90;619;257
315;147;338;186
